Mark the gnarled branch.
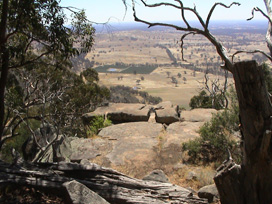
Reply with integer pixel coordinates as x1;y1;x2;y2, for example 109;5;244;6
232;49;272;62
206;2;240;30
132;0;239;72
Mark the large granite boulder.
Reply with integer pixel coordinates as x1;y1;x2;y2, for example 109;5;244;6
98;122;164;166
69;107;218;181
164;121;204;148
181;108;217;122
70;137;111;163
70;122;165;177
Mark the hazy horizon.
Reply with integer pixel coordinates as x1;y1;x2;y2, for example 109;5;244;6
94;19;268;34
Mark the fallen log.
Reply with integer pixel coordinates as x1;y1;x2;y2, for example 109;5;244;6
0;160;208;204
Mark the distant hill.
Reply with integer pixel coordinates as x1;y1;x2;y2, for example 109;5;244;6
94;20;267;35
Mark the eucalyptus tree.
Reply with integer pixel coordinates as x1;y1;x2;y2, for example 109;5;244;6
0;0;102;151
131;0;272;203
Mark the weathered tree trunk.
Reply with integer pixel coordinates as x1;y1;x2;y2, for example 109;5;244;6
0;0;9;143
0;160;208;204
214;60;272;204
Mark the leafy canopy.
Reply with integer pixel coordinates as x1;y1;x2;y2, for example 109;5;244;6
0;0;104;153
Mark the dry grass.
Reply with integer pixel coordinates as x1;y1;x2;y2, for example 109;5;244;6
98;66;231;108
169;164;216;190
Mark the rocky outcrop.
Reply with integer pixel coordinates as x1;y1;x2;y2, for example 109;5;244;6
164;108;217;148
70;122;165;175
181;108;217;122
82;103;150;124
71;108;218;179
82;101;180;125
155;108;179;125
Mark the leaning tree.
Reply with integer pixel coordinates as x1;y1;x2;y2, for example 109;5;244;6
131;0;272;203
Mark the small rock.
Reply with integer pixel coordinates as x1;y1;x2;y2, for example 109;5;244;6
142;169;169;183
80;159;91;165
186;171;197;181
63;180;110;204
197;184;219;203
173;163;186;170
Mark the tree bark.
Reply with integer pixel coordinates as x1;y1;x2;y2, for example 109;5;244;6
0;0;9;142
0;160;208;204
214;60;272;204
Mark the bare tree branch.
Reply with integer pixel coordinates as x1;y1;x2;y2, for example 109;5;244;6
132;0;238;72
9;51;52;69
136;0;205;27
206;2;241;30
247;7;272;23
175;0;190;28
248;2;272;56
232;50;272;62
180;32;196;61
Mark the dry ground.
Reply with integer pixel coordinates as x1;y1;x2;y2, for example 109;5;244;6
98;66;231;109
91;27;263;108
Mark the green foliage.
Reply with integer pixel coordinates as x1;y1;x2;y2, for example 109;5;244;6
0;0;98;151
189;90;225;110
109;85;162;104
189;90;212;109
87;116;112;137
183;87;240;164
1;120;40;162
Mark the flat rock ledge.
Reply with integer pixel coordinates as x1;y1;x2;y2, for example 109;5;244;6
82;101;180;125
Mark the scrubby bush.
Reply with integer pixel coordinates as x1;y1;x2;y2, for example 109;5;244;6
189;90;225;110
109;85;162;104
183;86;241;165
189;90;212;109
87;116;112;137
184;64;272;165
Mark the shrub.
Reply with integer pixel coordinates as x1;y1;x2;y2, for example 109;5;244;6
87;116;112;137
189;90;225;110
109;85;162;104
1;120;40;162
183;86;241;165
189;90;212;109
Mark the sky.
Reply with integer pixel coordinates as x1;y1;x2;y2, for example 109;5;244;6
60;0;267;24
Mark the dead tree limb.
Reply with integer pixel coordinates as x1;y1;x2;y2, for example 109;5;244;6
0;160;208;204
132;0;240;71
247;0;272;58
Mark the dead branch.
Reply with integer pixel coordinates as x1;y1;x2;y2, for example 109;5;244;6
232;50;272;62
180;32;196;61
132;0;240;72
247;1;272;56
206;2;240;30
